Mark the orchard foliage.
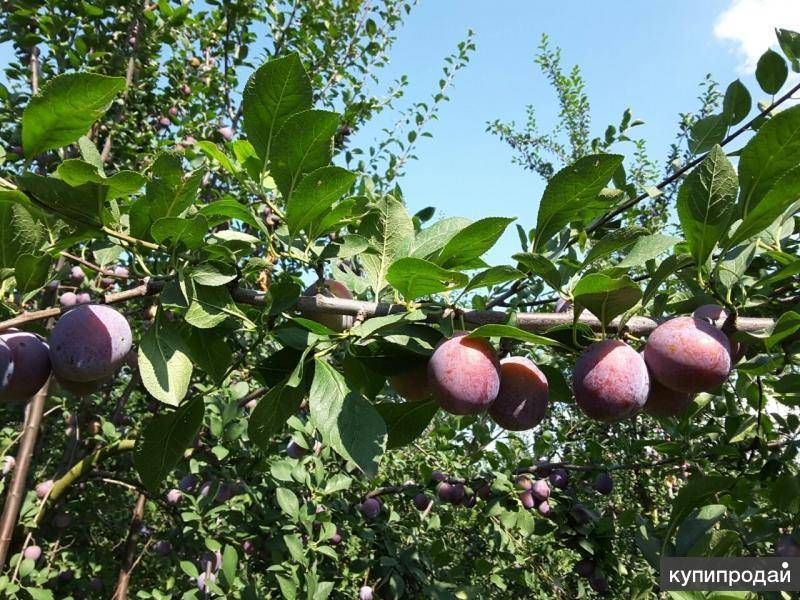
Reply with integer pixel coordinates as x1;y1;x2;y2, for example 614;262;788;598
0;3;799;598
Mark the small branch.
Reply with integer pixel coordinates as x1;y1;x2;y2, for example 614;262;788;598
0;380;50;571
101;227;160;250
112;493;147;600
236;387;267;409
60;252;130;280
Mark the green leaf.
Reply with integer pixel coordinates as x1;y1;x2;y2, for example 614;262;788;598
463;266;525;294
56;159;145;200
248;382;306;449
358;196;414;295
350;310;426;339
0;197;44;269
674;504;727;556
738;105;800;216
221;546;238;588
184;281;256;330
375;399;439;450
198;197;263;231
285;166;356;235
308;360;386;477
572;273;642;326
183;326;232;385
22;73;125;157
766;310;800;349
276;487;300;518
512;252;562;291
194;141;237;174
533;154;624;251
188;261;238;287
688;114;727;155
722;79;751;125
755;49;788;94
466;324;569;349
134;396;204;491
319;234;369;260
729;165;800;246
667;476;734;533
242;53;312;166
386;257;468;299
582;227;647;267
716;242;757;289
139;318;193;406
435;217;515;269
410;217;472;259
270;110;340;198
14;254;50;294
676;145;737;267
777;28;800;72
617;233;680;267
151;215;208;250
17;174;104;228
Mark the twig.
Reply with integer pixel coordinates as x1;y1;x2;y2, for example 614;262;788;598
0;380;50;570
112;493;147;600
60;252;130;280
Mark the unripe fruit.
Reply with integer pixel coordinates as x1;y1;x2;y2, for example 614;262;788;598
159;117;171;127
59;292;76;307
302;279;354;331
643;377;693;418
49;305;133;382
0;332;50;400
69;266;84;283
2;456;15;475
166;488;182;505
0;339;13;393
76;292;91;304
489;356;549;430
644;317;731;393
168;106;178;116
548;468;569;489
519;490;535;509
23;545;41;561
531;479;550;501
413;492;432;511
573;340;649;421
359;497;382;519
428;333;501;415
181;84;191;95
359;586;374;600
286;441;307;459
217;126;234;141
388;363;431;401
593;472;613;495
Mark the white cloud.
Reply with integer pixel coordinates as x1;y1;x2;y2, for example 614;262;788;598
714;0;800;73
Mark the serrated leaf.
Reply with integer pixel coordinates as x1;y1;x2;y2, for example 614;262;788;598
777;28;800;72
358;196;414;295
22;73;125;156
410;217;472;259
674;504;727;556
134;396;204;491
729;165;800;246
617;233;681;268
688;115;727;155
286;166;356;235
197;197;263;231
14;253;50;294
184;281;256;330
463;265;526;294
151;215;208;249
386;257;468;299
0;196;44;269
573;273;642;326
17;174;104;228
435;217;515;269
512;252;562;291
582;227;647;267
276;487;300;518
182;326;232;385
138;318;193;406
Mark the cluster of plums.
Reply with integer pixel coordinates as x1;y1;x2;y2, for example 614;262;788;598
382;303;742;425
0;303;133;401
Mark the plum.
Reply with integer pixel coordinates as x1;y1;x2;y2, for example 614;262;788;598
2;456;15;475
0;332;50;400
573;340;649;421
286;441;307;459
436;482;453;501
49;305;132;382
644;377;693;418
692;304;746;363
489;356;549;431
359;497;382;519
181;84;191;95
89;578;103;592
447;483;466;505
179;474;197;492
593;472;613;495
218;126;234;141
574;558;594;577
56;375;107;396
462;494;477;508
776;534;800;557
531;479;550;501
589;572;609;593
644;316;731;393
428;333;501;415
60;292;77;307
413;492;432;511
158;117;171;127
359;586;374;600
476;484;492;500
197;572;216;592
549;468;569;489
329;529;343;545
388;362;431;401
113;266;129;278
168;106;179;117
76;292;91;304
431;470;447;483
166;489;182;505
69;266;84;283
302;279;354;332
537;500;551;516
23;545;41;561
519;490;535;509
153;540;172;555
515;475;532;490
0;338;13;393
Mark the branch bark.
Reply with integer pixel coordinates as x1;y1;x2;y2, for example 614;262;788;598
112;493;147;600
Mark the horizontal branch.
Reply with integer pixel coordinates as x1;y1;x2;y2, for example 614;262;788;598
0;281;776;336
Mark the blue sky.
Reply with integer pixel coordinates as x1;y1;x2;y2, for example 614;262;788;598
351;0;800;264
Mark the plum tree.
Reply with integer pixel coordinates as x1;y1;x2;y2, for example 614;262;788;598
0;331;51;400
644;316;731;393
644;378;693;418
0;338;13;393
302;279;355;332
488;356;549;431
428;333;501;415
48;304;133;383
692;304;746;362
388;362;431;401
573;340;649;421
593;472;613;495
